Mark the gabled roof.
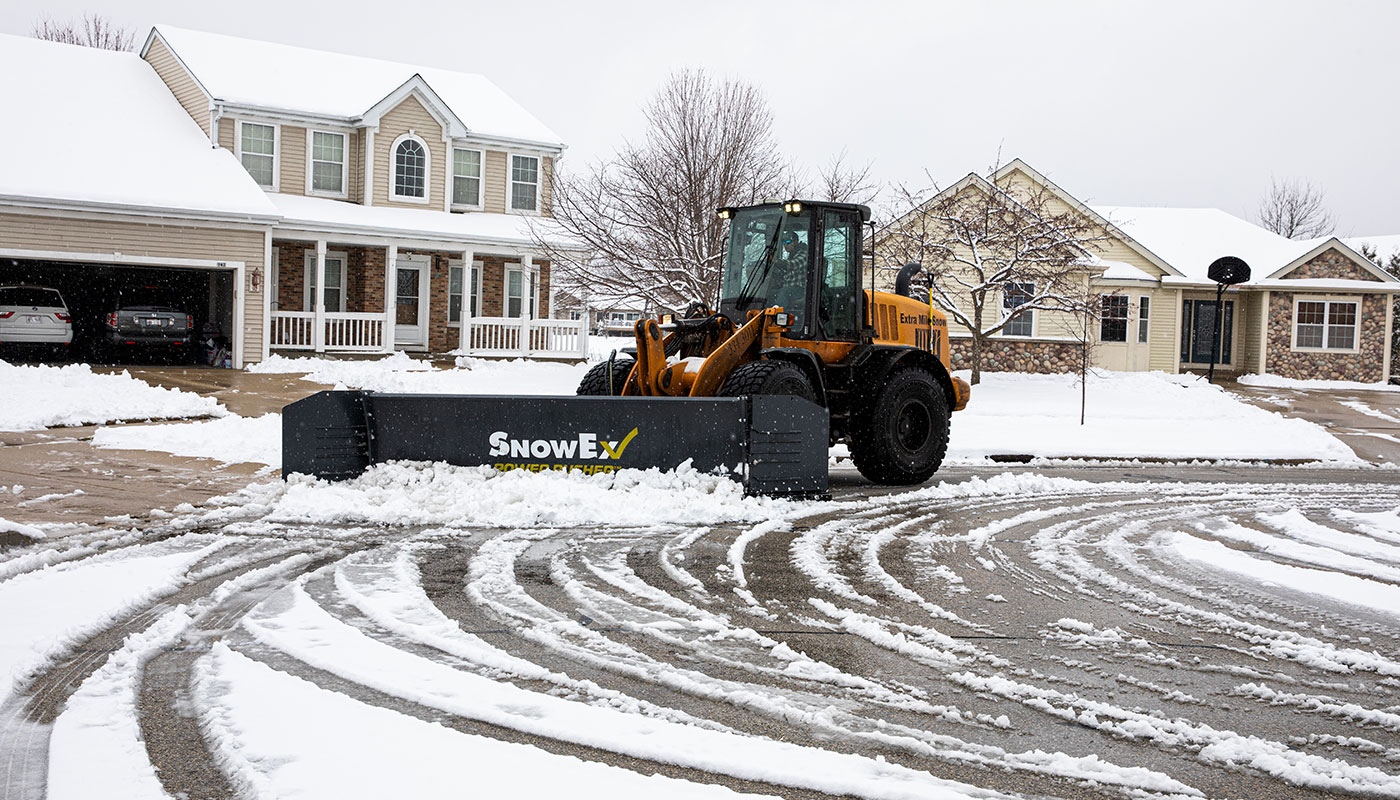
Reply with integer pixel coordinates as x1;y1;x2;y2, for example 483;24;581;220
144;25;565;150
0;34;278;222
1095;206;1398;286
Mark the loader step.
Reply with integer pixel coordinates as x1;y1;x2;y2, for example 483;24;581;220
282;391;829;497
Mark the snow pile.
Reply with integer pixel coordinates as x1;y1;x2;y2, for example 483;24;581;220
247;352;589;395
92;413;282;467
200;462;801;529
1238;373;1399;392
0;517;45;540
949;370;1357;462
0;360;226;431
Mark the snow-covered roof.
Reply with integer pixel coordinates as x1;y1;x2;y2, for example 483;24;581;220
270;194;579;251
150;25;565;150
1093;206;1311;284
1085;256;1157;282
0;34;278;222
1343;234;1400;264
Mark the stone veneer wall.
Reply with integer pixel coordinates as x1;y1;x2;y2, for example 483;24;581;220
1284;250;1380;281
1265;292;1386;382
950;338;1085;374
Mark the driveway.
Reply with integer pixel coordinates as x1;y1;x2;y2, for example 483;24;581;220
1228;381;1400;464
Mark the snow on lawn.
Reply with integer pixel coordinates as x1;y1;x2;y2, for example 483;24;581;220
194;643;770;800
247;351;590;394
92;413;282;468
0;360;225;431
948;371;1358;462
1238;373;1400;392
196;462;803;530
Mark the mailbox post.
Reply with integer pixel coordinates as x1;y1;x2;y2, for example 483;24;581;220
1205;256;1251;384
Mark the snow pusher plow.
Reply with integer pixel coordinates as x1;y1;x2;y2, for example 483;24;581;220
282;199;969;496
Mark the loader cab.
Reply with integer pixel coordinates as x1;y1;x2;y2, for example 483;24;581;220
718;201;868;342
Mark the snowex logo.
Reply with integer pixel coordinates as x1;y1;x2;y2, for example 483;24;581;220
487;427;640;474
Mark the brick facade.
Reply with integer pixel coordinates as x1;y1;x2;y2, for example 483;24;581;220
950;338;1085;374
1265;292;1386;383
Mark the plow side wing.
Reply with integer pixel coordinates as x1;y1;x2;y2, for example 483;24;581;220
282;392;829;497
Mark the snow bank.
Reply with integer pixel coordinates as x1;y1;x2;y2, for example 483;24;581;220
92;413;282;467
0;360;225;431
1237;373;1399;392
949;370;1356;462
202;461;802;529
247;351;590;395
0;517;45;540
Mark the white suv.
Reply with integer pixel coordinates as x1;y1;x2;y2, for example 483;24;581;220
0;285;74;351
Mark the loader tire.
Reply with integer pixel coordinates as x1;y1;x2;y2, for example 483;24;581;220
718;360;816;402
577;357;636;396
851;366;949;486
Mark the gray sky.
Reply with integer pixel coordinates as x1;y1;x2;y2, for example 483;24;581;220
5;0;1396;235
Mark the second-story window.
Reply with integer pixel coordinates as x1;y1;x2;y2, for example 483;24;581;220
393;135;428;201
310;131;346;195
453;149;482;207
510;155;539;212
239;122;277;189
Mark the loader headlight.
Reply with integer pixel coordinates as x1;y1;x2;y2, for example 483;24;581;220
783;201;802;214
659;313;675;325
717;208;731;220
774;312;793;327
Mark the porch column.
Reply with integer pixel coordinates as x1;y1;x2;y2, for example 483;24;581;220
384;244;397;353
458;248;475;353
314;240;327;353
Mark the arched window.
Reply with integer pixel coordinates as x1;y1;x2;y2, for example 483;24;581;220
392;135;428;201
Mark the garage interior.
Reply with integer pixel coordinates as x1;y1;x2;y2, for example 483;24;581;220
0;259;235;366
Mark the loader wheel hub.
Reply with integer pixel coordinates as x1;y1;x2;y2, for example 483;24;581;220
894;399;932;451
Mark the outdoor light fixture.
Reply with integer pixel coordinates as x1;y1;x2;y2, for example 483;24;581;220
774;312;793;327
783;201;802;214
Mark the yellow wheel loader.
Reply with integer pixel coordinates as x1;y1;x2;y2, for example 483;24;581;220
576;200;970;485
282;199;969;496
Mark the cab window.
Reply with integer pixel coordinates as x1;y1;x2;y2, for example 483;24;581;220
820;210;859;340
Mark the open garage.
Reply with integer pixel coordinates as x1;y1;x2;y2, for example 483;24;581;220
0;258;236;366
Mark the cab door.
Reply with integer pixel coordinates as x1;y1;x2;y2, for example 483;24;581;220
818;209;861;341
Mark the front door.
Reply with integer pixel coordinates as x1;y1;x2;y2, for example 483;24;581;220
1181;299;1233;366
394;254;429;348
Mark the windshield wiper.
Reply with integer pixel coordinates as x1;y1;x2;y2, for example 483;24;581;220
734;217;785;310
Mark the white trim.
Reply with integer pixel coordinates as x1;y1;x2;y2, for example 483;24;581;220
1258;290;1269;374
393;252;430;348
998;281;1035;338
383;244;397;353
305;129;350;199
1137;294;1150;344
235;119;280;192
263;234;274;363
446;257;485;326
507;153;542;215
450;147;485;211
363;129;375;205
1291;296;1361;354
389;132;431;204
303;250;348;312
0;195;280;226
362;78;465;139
231;261;245;369
0;247;242;270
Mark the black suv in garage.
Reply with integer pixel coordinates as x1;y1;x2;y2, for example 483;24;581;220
101;287;194;359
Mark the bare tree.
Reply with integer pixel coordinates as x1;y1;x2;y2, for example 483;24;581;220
879;167;1112;384
1256;177;1336;240
537;69;789;311
813;150;879;206
31;14;136;51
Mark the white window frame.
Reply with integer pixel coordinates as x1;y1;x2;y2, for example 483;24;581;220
451;147;484;210
508;153;541;214
1137;296;1150;344
447;259;484;326
390;132;431;204
303;250;348;313
1000;282;1034;337
306;129;349;199
235;119;280;191
503;262;539;318
1292;297;1360;353
1100;294;1129;343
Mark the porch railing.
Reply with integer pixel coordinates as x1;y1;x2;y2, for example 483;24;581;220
270;311;385;353
462;317;588;360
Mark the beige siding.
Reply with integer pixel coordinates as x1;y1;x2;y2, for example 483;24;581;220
143;38;209;138
541;156;554;216
1238;292;1262;374
280;126;306;196
0;212;268;365
483;150;508;213
348;129;364;203
1148;288;1180;372
372;95;446;209
218;117;234;151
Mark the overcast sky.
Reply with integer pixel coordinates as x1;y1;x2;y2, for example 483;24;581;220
4;0;1396;235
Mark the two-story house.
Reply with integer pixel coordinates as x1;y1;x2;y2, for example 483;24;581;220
0;28;581;369
144;25;582;359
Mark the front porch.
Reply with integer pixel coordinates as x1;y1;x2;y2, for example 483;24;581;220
268;239;587;359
